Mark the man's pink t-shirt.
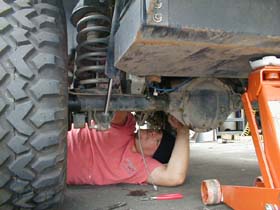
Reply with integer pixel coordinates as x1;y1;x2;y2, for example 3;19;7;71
67;114;162;185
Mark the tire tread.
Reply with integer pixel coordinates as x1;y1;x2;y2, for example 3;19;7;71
0;1;67;209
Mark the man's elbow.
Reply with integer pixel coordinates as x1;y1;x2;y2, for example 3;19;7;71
168;174;186;186
174;174;186;186
150;167;188;186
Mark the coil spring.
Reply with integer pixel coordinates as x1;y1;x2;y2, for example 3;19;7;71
75;13;111;89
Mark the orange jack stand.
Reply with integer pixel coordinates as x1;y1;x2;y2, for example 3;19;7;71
201;64;280;210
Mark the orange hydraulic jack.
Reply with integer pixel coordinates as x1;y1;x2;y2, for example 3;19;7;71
201;57;280;210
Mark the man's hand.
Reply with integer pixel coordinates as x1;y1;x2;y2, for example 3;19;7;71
168;115;184;131
111;111;128;125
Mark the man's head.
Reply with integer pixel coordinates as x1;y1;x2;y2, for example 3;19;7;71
135;129;163;157
135;128;176;163
134;113;176;163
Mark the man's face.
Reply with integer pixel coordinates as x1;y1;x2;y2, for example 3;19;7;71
135;129;163;157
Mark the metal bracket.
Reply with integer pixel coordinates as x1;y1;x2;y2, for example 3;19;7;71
147;0;168;26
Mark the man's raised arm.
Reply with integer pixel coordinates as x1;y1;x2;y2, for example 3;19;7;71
148;115;190;186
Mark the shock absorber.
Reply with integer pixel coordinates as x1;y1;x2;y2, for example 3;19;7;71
71;0;111;91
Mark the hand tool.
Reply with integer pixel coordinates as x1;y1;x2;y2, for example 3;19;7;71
140;193;183;201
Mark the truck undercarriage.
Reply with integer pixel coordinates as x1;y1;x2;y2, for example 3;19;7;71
67;0;280;132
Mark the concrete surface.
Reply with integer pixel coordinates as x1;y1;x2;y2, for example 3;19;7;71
61;139;259;210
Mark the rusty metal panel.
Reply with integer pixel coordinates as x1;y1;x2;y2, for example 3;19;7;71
114;0;280;78
169;0;280;36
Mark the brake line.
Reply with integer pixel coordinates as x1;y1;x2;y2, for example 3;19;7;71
137;130;158;191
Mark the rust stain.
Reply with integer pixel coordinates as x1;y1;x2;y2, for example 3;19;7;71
134;26;280;52
117;25;280;78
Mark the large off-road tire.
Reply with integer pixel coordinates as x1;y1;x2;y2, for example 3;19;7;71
0;0;68;209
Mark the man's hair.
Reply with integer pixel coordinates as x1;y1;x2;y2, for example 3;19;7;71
152;130;176;164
